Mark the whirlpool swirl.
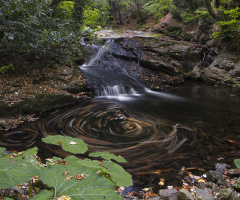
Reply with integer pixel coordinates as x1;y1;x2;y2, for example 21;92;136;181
0;99;196;174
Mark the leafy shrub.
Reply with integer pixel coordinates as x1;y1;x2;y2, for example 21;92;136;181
234;159;240;188
0;0;84;64
0;64;14;75
56;1;75;19
143;0;178;19
212;7;240;38
0;135;132;199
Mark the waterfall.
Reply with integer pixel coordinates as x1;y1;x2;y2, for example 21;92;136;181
94;85;140;100
81;40;113;68
80;39;145;98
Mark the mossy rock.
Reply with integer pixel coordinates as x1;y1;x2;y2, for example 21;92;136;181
0;94;77;117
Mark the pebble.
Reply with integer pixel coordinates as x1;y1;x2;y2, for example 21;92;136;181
177;188;194;200
196;188;214;200
122;167;240;200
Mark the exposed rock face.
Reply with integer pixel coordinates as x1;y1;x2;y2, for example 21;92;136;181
133;36;204;72
113;35;240;88
111;36;209;89
192;53;240;86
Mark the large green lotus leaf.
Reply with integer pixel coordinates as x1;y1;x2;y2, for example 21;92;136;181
234;159;240;168
236;178;240;188
0;147;6;158
65;156;102;174
89;151;127;163
42;135;88;154
66;156;132;187
4;198;14;200
38;163;121;200
10;147;41;166
103;160;132;187
38;164;79;189
32;190;52;200
0;158;37;189
64;175;123;200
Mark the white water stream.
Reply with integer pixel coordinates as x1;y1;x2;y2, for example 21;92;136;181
80;39;183;101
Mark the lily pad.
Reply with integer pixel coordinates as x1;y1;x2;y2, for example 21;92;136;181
89;151;127;163
42;135;88;154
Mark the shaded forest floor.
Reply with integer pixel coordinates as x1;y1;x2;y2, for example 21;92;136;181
0;62;88;130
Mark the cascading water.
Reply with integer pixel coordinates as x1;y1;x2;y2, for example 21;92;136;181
80;39;145;98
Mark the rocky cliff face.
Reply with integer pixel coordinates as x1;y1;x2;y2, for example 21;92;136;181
107;35;210;90
109;33;240;89
194;53;240;85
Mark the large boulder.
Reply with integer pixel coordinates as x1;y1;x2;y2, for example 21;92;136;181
201;53;240;85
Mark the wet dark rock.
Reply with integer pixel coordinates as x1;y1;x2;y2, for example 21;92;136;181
201;53;240;85
123;195;138;200
149;197;161;200
177;188;195;200
212;184;219;193
111;40;138;61
0;122;11;130
215;163;227;174
227;168;240;175
207;170;225;184
159;188;178;198
196;188;214;200
217;188;234;200
198;182;206;189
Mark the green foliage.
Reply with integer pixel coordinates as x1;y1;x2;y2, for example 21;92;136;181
234;159;240;188
0;0;84;64
0;150;37;189
0;135;132;199
83;0;111;28
213;7;240;38
0;147;5;157
89;151;126;162
56;1;75;19
234;159;240;168
143;0;178;19
0;64;14;75
31;190;52;200
42;135;88;154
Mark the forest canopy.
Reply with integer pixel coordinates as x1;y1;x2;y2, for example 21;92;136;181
0;0;239;67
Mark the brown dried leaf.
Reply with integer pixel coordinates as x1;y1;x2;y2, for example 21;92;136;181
63;171;69;176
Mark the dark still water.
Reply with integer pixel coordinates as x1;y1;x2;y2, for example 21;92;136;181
0;84;240;190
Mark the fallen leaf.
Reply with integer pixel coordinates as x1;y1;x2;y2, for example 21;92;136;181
74;173;85;181
63;171;69;175
65;176;73;180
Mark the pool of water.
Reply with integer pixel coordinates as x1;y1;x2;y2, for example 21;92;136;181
1;83;239;190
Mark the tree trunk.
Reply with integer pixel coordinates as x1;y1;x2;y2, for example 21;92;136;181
117;1;123;25
134;0;145;24
204;0;218;20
